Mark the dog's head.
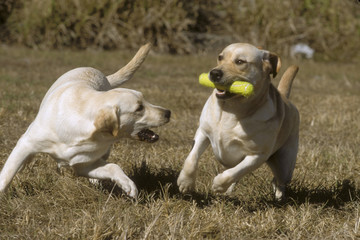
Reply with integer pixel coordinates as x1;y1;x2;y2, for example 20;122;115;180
93;89;170;142
209;43;281;99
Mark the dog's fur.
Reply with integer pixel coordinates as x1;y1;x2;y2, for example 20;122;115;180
177;43;299;201
0;44;171;198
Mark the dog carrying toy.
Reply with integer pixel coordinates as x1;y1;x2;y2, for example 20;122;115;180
199;73;254;98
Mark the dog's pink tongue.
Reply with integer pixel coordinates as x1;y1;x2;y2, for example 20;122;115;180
137;129;159;143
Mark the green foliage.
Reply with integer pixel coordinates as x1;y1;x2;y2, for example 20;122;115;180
1;0;359;60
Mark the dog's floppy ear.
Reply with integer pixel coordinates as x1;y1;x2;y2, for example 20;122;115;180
263;51;281;78
93;106;120;137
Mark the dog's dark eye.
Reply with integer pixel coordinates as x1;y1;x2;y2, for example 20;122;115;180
136;104;144;112
235;59;246;65
218;55;223;61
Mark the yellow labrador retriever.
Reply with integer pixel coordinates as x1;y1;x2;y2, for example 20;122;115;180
0;44;171;198
177;43;299;201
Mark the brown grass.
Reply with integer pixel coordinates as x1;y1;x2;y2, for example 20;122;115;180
0;45;360;239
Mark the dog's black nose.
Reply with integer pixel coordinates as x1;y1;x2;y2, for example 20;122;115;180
164;110;171;119
209;69;223;82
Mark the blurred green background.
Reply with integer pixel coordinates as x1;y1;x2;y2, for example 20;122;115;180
1;0;359;60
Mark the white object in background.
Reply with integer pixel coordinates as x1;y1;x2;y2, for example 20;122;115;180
290;43;314;59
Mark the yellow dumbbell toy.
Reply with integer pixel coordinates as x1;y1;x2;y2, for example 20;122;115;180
199;73;254;98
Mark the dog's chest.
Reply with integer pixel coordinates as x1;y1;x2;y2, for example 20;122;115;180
200;95;280;168
209;121;254;167
205;110;275;168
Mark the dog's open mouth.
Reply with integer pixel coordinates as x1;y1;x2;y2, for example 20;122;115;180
216;88;226;97
215;88;236;99
137;129;159;143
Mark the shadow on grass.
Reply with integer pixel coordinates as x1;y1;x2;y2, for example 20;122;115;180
100;161;360;210
99;161;241;208
285;179;360;209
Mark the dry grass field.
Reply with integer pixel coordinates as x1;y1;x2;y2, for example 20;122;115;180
0;45;359;239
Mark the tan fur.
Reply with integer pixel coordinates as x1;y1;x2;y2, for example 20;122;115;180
93;107;120;137
0;44;170;199
178;43;299;201
278;65;299;98
107;43;152;87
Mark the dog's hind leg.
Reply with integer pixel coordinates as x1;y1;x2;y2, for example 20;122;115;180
267;133;299;202
73;160;138;198
0;136;36;192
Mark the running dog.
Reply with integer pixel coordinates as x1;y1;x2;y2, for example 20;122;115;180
177;43;299;201
0;44;171;198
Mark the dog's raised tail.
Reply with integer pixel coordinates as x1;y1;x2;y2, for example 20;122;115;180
277;65;299;98
107;43;152;88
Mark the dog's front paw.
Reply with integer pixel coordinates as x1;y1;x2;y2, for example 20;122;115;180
120;179;138;199
212;173;233;193
177;170;196;193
